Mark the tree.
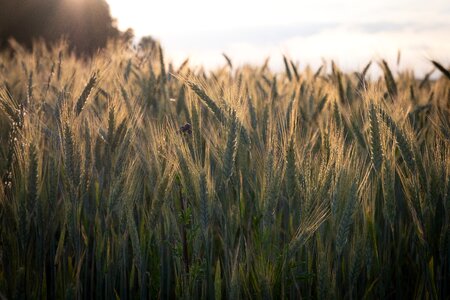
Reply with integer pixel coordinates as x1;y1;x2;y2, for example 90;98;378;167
0;0;121;54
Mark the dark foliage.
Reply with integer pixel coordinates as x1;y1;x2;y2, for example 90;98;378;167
0;0;120;54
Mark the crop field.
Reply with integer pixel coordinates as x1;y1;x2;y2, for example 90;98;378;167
0;41;449;299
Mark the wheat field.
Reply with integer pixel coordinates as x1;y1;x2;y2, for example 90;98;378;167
0;41;449;299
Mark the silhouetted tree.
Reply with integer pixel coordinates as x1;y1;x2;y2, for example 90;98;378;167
139;36;158;51
0;0;120;54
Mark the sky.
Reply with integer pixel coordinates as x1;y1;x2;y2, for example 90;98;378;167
106;0;450;76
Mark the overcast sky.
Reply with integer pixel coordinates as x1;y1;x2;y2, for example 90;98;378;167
107;0;450;76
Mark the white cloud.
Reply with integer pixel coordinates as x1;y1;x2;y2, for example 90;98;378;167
108;0;450;35
166;25;450;77
106;0;450;75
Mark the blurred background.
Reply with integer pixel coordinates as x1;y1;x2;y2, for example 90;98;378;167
1;0;449;76
107;0;450;76
0;0;121;54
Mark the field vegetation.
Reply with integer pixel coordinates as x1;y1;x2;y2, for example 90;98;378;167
0;41;449;299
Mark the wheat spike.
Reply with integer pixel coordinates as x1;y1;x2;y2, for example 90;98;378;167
186;80;226;123
64;124;78;186
431;60;450;80
283;55;293;82
379;109;416;172
290;59;300;81
248;96;258;131
382;158;396;227
368;103;382;173
381;60;398;98
223;111;238;181
75;73;97;116
285;138;298;201
337;72;346;104
222;53;233;69
335;183;358;256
